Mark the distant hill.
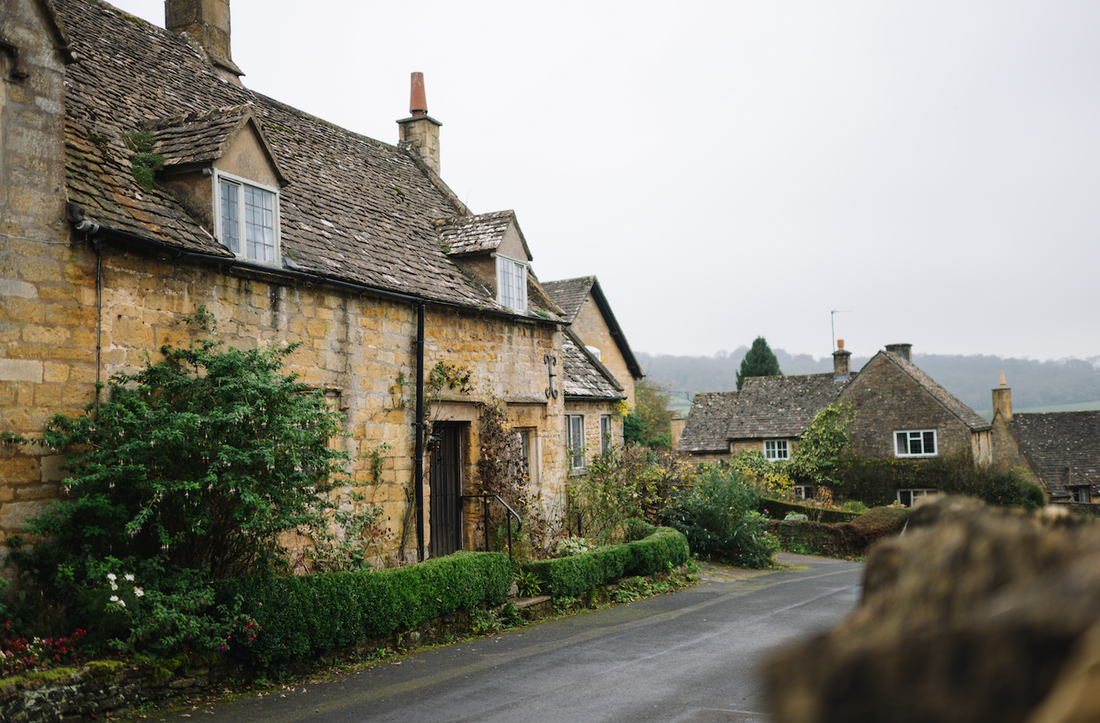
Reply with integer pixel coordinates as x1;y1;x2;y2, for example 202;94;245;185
639;348;1100;417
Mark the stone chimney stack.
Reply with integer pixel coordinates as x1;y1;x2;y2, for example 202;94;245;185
397;72;442;176
885;343;913;363
832;339;851;380
166;0;243;85
992;371;1013;422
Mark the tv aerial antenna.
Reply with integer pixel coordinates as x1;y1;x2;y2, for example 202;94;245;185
831;310;853;352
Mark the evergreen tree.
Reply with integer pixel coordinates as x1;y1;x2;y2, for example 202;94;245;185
736;336;782;390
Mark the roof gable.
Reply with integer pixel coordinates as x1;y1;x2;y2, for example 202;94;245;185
543;276;594;323
543;276;643;380
867;351;990;431
438;210;532;261
150;107;288;186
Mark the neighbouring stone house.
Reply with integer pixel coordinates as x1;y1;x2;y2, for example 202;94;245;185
0;0;628;567
677;341;993;504
544;276;643;472
989;374;1100;505
543;276;643;408
840;343;992;466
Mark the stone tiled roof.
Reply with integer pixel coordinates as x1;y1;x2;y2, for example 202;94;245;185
561;329;624;400
1009;412;1100;499
881;352;991;431
543;276;594;323
726;373;851;440
55;0;526;312
677;391;740;453
438;210;531;260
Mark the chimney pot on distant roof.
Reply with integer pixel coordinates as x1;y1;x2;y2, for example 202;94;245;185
832;338;851;380
992;372;1013;422
885;343;913;363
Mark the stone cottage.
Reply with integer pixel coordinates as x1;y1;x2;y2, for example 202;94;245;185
677;341;993;503
0;0;629;565
989;374;1100;505
544;276;643;471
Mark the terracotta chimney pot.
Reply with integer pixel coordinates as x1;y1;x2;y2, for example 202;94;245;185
410;72;428;116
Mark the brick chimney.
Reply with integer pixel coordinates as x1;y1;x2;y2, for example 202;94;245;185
992;371;1013;422
832;339;851;380
397;72;442;176
885;343;912;363
166;0;243;85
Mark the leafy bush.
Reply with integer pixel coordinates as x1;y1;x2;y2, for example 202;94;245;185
834;454;1043;510
666;466;779;569
567;445;693;543
523;527;689;599
841;500;869;514
784;512;809;522
554;537;597;557
10;309;349;657
217;551;512;670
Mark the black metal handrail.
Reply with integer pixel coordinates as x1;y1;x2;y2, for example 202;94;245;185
462;493;522;560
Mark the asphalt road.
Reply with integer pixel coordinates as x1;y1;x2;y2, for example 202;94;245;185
157;554;862;723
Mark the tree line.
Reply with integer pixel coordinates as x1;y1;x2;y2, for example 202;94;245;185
639;346;1100;415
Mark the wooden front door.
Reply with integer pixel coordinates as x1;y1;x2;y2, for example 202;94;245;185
429;423;463;557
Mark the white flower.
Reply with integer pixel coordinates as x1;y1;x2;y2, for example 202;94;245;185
109;595;126;608
107;573;117;581
124;573;135;582
134;587;144;597
110;582;118;591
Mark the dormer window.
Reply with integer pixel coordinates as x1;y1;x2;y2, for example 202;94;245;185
215;170;280;264
497;254;527;311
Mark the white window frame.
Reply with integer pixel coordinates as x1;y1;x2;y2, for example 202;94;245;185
496;254;528;312
764;439;789;461
600;414;613;456
793;484;814;500
897;488;938;507
566;414;585;470
214;170;281;265
895;429;938;458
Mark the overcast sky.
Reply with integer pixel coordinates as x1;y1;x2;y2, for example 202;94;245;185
109;1;1100;363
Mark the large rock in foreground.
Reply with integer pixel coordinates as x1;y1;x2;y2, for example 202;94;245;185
764;497;1100;723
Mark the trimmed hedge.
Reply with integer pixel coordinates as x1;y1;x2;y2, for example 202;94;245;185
768;506;910;559
522;527;689;599
760;498;860;524
216;551;512;669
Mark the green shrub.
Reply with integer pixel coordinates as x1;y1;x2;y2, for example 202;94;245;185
522;527;688;599
833;454;1040;510
8;310;351;657
217;551;512;670
666;466;779;569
